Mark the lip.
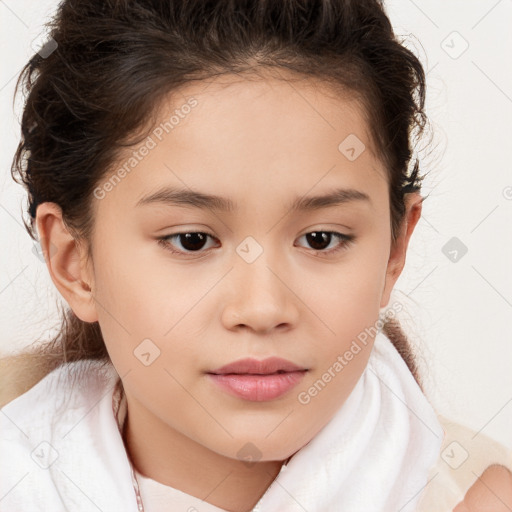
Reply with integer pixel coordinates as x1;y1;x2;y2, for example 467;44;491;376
209;357;307;375
207;357;308;402
207;371;307;401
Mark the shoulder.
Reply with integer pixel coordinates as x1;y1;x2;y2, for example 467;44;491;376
416;414;512;512
0;357;117;433
0;359;132;511
0;359;118;469
0;353;116;407
453;464;512;512
0;352;52;407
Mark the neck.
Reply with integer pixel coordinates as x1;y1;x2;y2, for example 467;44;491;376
121;393;286;512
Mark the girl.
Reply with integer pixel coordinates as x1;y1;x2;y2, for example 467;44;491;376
1;1;511;511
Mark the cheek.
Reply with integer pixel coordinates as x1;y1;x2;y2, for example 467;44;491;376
304;252;387;381
89;245;161;363
316;262;386;334
91;247;206;375
93;234;174;323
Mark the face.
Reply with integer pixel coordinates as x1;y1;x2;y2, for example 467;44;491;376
41;73;416;464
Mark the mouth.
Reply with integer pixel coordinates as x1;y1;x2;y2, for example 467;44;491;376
206;370;308;401
208;356;308;376
208;370;304;375
206;357;309;401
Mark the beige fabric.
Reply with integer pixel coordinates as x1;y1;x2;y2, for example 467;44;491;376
417;414;512;511
134;468;231;512
0;353;52;408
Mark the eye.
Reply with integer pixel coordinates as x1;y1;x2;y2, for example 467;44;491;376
157;231;218;255
157;230;355;257
295;231;355;255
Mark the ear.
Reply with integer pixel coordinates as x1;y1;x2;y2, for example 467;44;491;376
380;192;423;309
35;202;98;323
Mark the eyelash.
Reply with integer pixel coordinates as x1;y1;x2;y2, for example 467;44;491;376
157;230;355;257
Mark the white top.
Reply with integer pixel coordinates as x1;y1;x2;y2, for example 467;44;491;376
133;468;230;512
0;329;449;511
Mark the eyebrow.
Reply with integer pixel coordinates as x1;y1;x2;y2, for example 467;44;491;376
135;186;371;212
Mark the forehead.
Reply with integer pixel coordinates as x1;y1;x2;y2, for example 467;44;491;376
163;72;377;156
94;73;388;217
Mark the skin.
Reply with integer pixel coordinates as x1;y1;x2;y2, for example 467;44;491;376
452;465;512;512
36;73;424;512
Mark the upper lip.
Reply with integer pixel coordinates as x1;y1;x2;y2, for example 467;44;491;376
208;357;308;375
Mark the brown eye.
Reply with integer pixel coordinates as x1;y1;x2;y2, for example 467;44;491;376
296;231;354;255
157;232;218;255
157;230;355;257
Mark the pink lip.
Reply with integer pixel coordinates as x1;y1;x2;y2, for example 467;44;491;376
209;357;307;375
207;357;308;401
207;371;307;401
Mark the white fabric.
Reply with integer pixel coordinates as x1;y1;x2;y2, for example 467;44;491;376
0;329;444;512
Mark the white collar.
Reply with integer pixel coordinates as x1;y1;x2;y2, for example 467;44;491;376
0;329;444;511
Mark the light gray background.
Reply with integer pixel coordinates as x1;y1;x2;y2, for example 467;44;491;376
1;0;511;449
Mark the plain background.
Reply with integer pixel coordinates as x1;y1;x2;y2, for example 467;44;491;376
1;0;511;450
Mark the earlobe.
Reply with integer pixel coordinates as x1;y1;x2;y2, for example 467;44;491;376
380;192;423;309
35;202;98;323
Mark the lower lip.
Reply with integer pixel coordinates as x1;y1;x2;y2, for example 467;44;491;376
207;371;307;401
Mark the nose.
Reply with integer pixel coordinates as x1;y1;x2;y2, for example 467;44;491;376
221;252;300;335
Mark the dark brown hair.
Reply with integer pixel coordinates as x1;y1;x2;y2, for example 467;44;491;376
9;0;431;396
